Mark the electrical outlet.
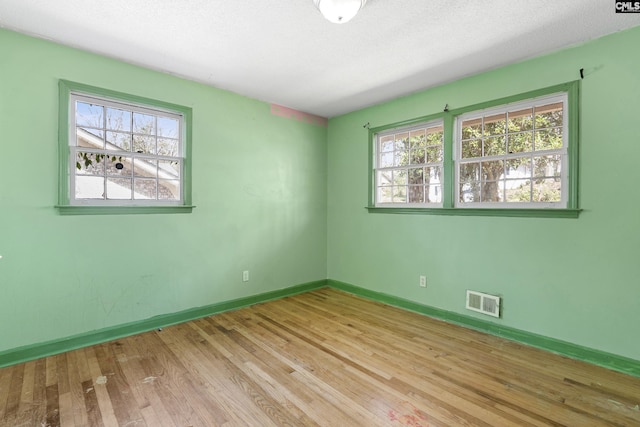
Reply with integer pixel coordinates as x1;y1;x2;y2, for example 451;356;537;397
242;270;249;282
419;275;427;288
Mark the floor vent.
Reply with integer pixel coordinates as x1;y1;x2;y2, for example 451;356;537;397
466;290;501;318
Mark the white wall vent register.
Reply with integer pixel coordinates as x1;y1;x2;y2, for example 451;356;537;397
466;290;501;318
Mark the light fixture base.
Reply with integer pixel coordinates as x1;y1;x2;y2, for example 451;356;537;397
313;0;368;24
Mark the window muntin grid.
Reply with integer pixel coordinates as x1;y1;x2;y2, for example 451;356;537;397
455;94;568;208
375;120;444;206
69;93;184;205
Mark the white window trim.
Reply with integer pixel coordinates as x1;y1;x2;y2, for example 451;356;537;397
374;119;445;208
68;92;186;207
453;93;569;209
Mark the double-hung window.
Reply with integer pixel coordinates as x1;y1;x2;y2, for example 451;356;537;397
374;120;444;206
57;80;193;214
456;94;567;208
369;81;579;217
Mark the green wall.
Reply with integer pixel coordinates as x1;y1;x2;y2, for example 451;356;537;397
0;29;327;353
327;26;640;361
2;24;639;365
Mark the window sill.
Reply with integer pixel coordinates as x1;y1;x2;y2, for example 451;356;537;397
55;205;195;215
365;206;581;218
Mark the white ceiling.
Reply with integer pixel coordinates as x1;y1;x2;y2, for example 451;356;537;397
1;1;639;118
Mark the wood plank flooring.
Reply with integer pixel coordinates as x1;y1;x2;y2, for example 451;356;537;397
1;288;639;426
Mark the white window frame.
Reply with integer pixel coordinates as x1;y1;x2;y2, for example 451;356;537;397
373;119;445;208
65;90;187;207
454;93;569;209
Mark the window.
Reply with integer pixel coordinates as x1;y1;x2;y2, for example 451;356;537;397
368;82;579;218
456;94;567;208
374;120;444;206
57;80;193;214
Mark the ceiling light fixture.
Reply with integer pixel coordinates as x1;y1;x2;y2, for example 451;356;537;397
313;0;368;24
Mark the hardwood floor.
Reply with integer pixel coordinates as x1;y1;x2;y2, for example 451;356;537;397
1;288;639;426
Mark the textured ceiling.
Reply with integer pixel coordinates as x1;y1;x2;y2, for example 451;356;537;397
1;0;639;117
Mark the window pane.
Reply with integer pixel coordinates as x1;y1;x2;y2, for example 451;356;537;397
159;160;180;179
76;128;104;149
377;171;392;187
106;108;132;132
459;182;480;203
134;179;157;199
426;146;442;163
106;178;132;200
534;128;563;151
505;157;532;179
76;102;104;128
134;158;157;178
157;117;178;138
410;148;425;165
408;168;423;185
461;118;482;140
505;180;532;202
106;131;131;151
133;135;156;155
507;132;533;154
481;160;504;181
394;133;409;150
426;185;441;203
133;112;156;135
158;180;180;200
508;107;533;132
461;139;481;159
484;113;506;136
106;155;132;177
380;152;393;168
157;138;179;157
459;162;480;181
380;135;394;152
393;170;407;185
426;126;443;145
532;178;562;202
535;102;563;129
425;166;442;183
408;186;424;203
394;150;409;167
378;186;392;203
481;181;504;202
533;155;562;177
392;186;406;203
410;129;426;149
75;152;105;176
75;176;104;199
484;136;506;156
